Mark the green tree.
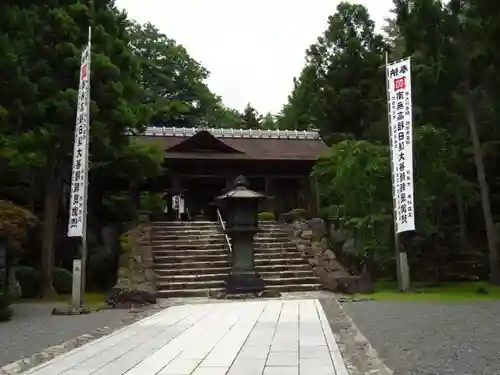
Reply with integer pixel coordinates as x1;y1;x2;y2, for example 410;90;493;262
279;2;389;140
312;140;393;265
261;112;276;130
394;0;500;283
0;1;148;297
128;22;242;129
241;103;262;129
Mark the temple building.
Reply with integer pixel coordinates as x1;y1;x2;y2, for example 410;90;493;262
135;126;328;220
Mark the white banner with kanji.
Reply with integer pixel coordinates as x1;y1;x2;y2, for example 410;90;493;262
387;57;415;233
68;40;91;237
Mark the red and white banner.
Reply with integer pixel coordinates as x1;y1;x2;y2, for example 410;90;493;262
386;58;415;233
68;35;91;237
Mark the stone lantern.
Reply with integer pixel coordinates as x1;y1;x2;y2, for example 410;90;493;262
215;175;265;294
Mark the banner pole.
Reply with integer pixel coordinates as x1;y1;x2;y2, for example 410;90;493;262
384;52;410;291
80;25;91;307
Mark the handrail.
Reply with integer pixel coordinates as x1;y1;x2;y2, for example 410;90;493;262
216;208;232;253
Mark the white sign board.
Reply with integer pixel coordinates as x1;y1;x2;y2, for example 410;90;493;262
386;58;415;233
68;42;91;237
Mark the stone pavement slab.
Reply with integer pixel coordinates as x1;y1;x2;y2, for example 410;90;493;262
20;299;348;375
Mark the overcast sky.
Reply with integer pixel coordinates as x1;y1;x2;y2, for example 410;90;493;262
116;0;394;114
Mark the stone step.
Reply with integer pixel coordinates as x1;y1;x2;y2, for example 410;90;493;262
152;230;224;235
155;266;231;276
152;248;229;257
154;260;231;269
255;232;289;238
264;276;320;286
151;245;295;254
154;254;230;263
150;238;226;245
253;251;303;260
152;243;226;251
267;283;322;292
156;273;228;282
254;238;292;243
254;257;307;266
258;270;316;279
155;276;318;290
254;263;313;272
155;283;321;298
152;229;285;235
150;236;289;244
151;221;218;226
151;234;226;241
153;263;312;276
156;288;222;298
155;270;317;283
152;220;280;226
254;244;297;251
157;280;224;290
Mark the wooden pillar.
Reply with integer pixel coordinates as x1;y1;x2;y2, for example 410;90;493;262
264;177;274;214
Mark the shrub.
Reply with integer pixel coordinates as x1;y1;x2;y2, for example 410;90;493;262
289;208;308;220
0;200;38;255
14;265;40;298
53;267;73;294
258;212;276;221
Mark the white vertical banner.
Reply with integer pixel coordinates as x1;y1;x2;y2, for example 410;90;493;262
386;57;415;233
68;36;91;237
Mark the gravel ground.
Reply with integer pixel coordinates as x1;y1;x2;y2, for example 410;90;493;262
0;303;134;367
343;300;500;375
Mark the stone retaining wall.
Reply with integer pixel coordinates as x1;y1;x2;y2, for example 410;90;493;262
283;218;373;294
106;213;156;308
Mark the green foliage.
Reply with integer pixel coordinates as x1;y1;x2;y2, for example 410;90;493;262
0;200;38;254
261;113;277;130
313;140;392;255
15;265;40;298
241;103;262;129
101;193;136;224
128;21;239;127
52;267;73;294
288;208;308;221
278;2;388;138
258;212;276;221
139;192;165;220
280;0;500;283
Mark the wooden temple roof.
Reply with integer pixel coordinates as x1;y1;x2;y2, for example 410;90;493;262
133;126;328;161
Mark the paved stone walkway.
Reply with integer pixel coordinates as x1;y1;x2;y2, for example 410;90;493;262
20;299;348;375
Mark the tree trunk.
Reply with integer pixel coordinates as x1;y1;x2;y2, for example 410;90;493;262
456;191;468;252
464;91;500;284
40;159;61;298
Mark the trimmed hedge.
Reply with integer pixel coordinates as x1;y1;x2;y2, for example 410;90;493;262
15;265;40;298
53;267;73;294
258;212;276;221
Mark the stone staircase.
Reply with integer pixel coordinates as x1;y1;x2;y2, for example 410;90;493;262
152;221;321;297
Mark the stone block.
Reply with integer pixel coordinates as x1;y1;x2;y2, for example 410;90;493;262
307;218;327;239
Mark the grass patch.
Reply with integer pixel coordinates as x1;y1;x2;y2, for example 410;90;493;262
361;281;500;301
20;292;107;306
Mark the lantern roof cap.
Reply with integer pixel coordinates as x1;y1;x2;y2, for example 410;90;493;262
216;175;265;200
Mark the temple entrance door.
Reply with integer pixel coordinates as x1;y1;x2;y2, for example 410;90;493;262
183;177;226;221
